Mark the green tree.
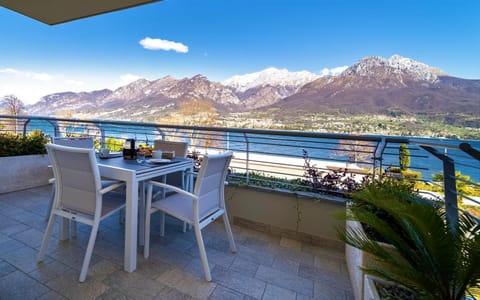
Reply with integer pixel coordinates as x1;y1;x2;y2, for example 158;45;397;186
399;143;410;170
1;95;26;133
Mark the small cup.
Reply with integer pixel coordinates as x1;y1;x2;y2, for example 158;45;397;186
162;151;175;159
151;150;163;159
136;152;145;164
99;148;110;158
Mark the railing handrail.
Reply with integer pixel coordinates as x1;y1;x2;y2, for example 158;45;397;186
0;114;411;143
410;138;480;160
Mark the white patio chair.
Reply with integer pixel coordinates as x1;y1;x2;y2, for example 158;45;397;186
153;140;190;233
45;137;95;221
38;144;126;282
153;140;189;158
144;151;236;281
52;136;95;148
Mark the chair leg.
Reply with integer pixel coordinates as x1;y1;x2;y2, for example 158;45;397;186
159;175;166;237
79;221;100;282
119;208;125;224
222;212;237;253
193;225;211;281
181;174;187;233
144;184;153;258
71;220;77;238
37;214;57;262
159;212;165;237
45;185;55;222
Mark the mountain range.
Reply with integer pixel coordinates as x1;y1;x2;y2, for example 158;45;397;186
26;55;480;121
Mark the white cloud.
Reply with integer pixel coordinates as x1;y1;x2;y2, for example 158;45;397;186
65;79;85;86
120;74;143;85
320;66;348;76
0;68;52;81
139;37;188;53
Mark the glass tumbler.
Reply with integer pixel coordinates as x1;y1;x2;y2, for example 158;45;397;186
136;152;145;164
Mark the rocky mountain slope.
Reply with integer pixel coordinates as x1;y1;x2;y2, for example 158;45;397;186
273;55;480;115
26;55;480;120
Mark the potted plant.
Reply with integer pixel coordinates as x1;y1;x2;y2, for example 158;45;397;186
342;178;413;300
0;130;51;193
340;178;480;300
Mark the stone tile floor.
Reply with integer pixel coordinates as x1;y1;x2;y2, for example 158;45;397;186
0;185;353;299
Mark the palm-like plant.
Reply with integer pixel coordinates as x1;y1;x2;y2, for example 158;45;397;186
340;179;480;300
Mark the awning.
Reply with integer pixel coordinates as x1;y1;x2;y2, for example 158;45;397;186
0;0;162;25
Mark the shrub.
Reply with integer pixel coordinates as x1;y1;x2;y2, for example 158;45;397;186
400;169;422;180
399;143;410;170
105;137;124;151
387;166;402;173
0;131;48;157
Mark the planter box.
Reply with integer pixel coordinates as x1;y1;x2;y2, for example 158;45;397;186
364;275;382;300
364;275;415;300
345;219;396;300
225;185;345;250
364;275;397;300
0;154;52;194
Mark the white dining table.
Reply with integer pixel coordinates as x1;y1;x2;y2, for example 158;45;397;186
96;156;193;272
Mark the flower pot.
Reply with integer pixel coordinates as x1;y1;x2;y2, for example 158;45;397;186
345;219;396;300
364;275;416;300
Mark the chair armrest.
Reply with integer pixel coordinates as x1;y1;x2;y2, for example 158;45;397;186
99;182;125;194
147;180;198;200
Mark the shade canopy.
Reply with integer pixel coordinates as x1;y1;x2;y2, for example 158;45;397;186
0;0;162;25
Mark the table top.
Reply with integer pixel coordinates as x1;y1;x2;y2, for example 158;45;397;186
96;156;192;174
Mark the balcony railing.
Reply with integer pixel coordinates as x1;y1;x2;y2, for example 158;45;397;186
1;115;479;224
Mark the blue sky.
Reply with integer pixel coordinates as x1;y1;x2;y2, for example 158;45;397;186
1;0;479;104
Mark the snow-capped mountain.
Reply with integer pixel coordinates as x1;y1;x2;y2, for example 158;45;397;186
276;55;479;115
343;55;447;83
221;67;323;108
222;67;320;92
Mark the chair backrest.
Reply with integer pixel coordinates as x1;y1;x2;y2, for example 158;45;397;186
53;136;94;149
194;151;233;218
154;140;189;158
47;143;101;216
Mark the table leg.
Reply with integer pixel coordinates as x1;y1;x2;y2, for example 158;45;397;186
138;181;145;246
124;178;138;272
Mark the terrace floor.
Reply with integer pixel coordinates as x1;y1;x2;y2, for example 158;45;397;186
0;185;353;300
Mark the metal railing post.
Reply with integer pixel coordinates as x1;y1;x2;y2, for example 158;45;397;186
373;137;386;179
226;131;230;151
244;133;250;184
46;120;60;138
98;125;106;148
23;118;31;135
459;142;480;161
421;145;459;231
155;127;165;141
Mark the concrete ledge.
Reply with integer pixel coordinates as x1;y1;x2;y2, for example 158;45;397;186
225;185;345;251
0;154;52;194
